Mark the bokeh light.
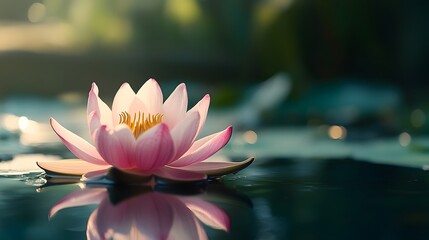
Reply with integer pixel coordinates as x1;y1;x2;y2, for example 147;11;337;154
398;132;411;147
17;116;29;131
243;130;258;144
27;3;47;23
328;125;347;140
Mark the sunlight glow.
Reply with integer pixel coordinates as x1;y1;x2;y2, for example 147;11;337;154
1;114;20;131
1;114;55;146
0;114;39;133
0;23;75;53
165;0;201;25
18;116;43;134
18;116;29;131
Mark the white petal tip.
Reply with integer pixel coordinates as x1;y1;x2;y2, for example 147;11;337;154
90;82;99;94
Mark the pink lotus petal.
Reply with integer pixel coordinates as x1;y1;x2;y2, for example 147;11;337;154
152;166;207;182
182;197;230;231
49;188;106;218
174;157;254;177
50;118;107;165
135;123;175;170
170;111;200;162
87;83;113;132
87;111;101;142
127;97;148;117
112;82;136;126
169;126;232;167
163;83;188;128
37;159;110;176
95;125;136;169
180;128;219;155
136;79;163;115
187;94;210;137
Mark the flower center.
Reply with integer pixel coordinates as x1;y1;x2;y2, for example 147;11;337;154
119;111;163;138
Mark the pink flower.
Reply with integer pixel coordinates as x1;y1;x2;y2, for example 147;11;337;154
38;79;253;182
50;188;230;240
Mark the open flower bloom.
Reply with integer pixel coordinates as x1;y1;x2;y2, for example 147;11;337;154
50;188;230;240
38;79;253;182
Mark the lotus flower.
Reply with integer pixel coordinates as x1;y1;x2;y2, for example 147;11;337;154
50;187;230;240
37;79;253;182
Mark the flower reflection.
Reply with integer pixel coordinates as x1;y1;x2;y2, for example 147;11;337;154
50;186;230;240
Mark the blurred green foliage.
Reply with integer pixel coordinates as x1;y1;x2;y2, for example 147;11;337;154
0;0;427;104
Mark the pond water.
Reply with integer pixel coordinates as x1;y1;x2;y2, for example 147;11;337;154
1;156;429;240
0;97;429;239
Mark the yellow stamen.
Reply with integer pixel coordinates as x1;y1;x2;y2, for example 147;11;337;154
119;111;163;138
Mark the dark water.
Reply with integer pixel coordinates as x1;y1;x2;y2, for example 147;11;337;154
1;157;429;240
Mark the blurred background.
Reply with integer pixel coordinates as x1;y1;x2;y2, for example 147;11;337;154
0;0;428;162
0;0;428;133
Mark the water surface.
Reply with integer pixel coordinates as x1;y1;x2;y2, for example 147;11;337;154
1;157;429;240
